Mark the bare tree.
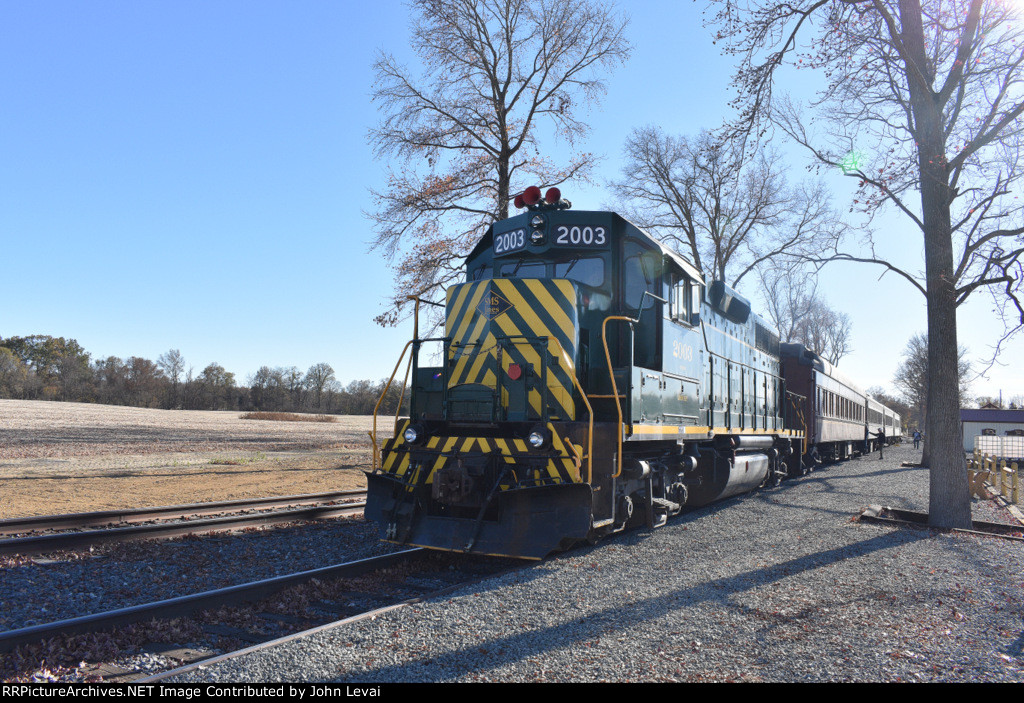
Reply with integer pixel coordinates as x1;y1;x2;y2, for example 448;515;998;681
613;127;846;290
157;349;185;409
282;366;305;410
304;362;335;409
894;333;973;465
707;0;1024;528
369;0;630;324
197;363;236;410
758;263;853;364
798;301;852;366
758;261;819;343
124;357;164;408
0;347;34;399
974;395;1005;409
93;356;127;405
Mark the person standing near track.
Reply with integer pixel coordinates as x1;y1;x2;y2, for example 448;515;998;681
913;429;921;449
874;427;886;460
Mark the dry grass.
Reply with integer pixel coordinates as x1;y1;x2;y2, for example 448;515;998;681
0;400;397;518
240;411;337;423
0;400;386;460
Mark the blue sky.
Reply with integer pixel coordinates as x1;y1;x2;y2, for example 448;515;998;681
2;1;1021;400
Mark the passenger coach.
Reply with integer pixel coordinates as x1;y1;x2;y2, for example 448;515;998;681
781;343;901;464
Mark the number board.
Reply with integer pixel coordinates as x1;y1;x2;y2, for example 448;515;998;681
492;227;527;256
492;221;611;256
552;224;609;249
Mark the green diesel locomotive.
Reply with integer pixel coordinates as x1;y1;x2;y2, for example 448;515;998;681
365;187;808;559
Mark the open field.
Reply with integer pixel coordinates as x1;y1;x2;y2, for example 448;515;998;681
0;400;394;518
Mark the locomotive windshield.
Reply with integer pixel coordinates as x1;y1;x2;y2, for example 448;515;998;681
473;254;606;290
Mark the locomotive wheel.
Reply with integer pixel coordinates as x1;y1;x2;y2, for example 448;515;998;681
616;494;634;527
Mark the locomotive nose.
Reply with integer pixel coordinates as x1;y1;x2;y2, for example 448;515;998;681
445;278;581;423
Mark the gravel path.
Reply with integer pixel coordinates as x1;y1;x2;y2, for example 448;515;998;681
167;445;1024;683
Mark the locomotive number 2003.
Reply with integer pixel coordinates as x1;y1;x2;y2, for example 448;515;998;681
494;228;527;255
672;340;694;362
554;225;607;247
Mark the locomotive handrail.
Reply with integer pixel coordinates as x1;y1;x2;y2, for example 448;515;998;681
604;291;665;480
369;295;435;471
370;339;414;472
601;314;638;479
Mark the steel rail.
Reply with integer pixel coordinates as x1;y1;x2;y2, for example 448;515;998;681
0;490;366;536
0;548;424;654
142;551;523;683
0;501;367;556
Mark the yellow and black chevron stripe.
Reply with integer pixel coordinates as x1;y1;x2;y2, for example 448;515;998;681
381;420;583;487
445;278;578;420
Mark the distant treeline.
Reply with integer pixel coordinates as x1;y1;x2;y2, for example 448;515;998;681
0;335;407;415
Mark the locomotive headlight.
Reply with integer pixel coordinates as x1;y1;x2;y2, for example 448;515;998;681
529;214;546;244
527;425;551;450
404;424;425;444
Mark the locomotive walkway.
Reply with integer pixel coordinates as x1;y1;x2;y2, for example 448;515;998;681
164;444;1024;683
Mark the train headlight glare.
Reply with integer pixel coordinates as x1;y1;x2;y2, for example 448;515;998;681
528;432;545;448
404;426;420;443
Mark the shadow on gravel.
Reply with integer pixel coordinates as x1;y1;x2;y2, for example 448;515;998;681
1009;632;1024;657
332;530;925;683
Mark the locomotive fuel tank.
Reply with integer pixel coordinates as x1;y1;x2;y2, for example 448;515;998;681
685;447;771;507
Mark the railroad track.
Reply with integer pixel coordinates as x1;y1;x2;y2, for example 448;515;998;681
1;548;521;682
0;490;367;556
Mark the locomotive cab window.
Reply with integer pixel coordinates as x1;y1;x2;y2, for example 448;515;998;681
496;256;606;290
554;256;605;289
623;240;661;312
669;272;693;326
499;259;546;279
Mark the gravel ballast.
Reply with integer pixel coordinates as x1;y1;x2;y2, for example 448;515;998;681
164;444;1024;683
0;519;402;633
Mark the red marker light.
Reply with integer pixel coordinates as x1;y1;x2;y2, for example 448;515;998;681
522;186;542;206
507;363;523;380
545;187;561;204
514;194;525;209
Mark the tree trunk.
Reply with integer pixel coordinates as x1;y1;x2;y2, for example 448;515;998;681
900;0;972;528
919;400;929;465
497;150;511;220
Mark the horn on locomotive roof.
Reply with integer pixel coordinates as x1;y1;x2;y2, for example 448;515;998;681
513;185;572;211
